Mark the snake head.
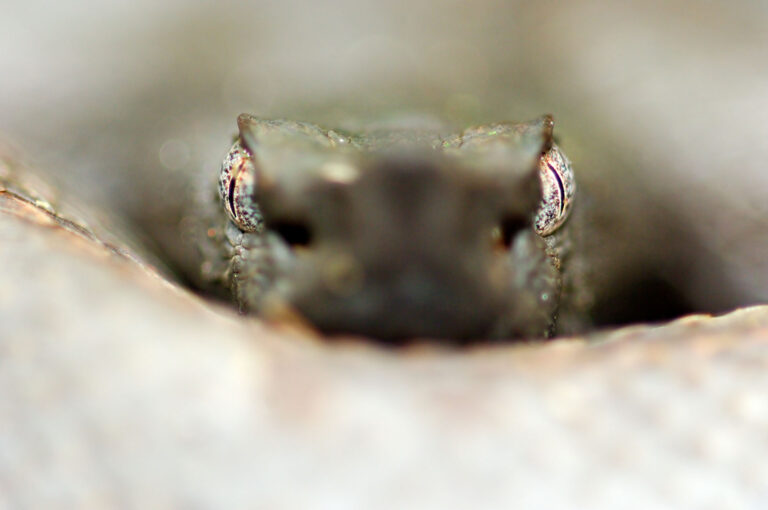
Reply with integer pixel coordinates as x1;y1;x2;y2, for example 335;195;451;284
216;114;575;341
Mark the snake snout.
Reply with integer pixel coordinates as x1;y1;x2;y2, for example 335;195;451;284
267;158;550;341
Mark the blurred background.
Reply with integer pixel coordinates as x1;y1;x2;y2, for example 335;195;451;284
2;0;768;322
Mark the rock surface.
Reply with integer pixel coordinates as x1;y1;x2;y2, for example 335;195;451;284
2;156;767;509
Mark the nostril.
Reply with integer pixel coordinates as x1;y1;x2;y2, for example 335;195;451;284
272;220;313;248
492;215;529;249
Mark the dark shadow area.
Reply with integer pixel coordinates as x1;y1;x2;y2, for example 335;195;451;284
590;275;696;328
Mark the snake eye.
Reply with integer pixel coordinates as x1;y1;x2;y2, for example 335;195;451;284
219;139;262;232
534;143;575;236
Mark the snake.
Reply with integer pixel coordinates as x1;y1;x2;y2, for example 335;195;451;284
191;113;583;342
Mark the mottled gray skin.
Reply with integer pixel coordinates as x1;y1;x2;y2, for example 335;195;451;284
193;114;584;342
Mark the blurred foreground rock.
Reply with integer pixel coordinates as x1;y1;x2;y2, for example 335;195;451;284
2;154;768;509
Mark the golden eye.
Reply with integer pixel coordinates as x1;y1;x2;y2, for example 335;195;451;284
219;140;262;232
534;143;575;236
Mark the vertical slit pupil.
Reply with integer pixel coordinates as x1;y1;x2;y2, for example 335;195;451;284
548;162;566;215
227;175;237;219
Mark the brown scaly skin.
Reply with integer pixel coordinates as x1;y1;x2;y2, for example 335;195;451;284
190;114;587;342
